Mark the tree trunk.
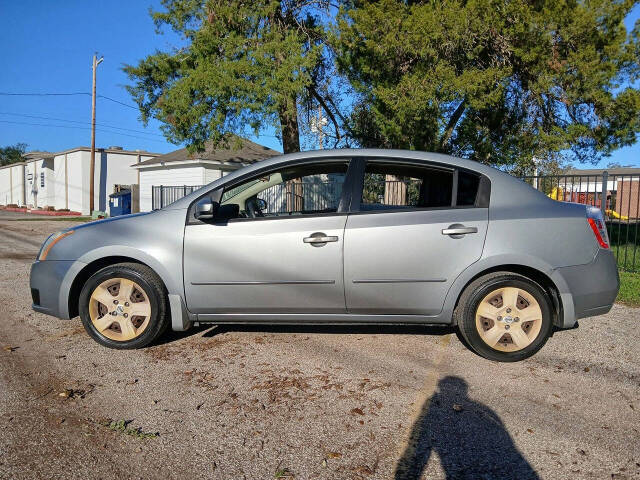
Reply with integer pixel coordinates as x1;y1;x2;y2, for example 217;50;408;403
438;98;466;152
279;95;301;153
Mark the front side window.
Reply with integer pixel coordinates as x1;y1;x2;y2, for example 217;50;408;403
361;163;453;211
220;162;348;219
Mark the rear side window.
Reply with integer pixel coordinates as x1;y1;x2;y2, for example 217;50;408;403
361;163;453;211
359;161;485;211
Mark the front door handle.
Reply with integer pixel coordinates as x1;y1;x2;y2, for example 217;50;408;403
442;225;478;236
303;232;338;246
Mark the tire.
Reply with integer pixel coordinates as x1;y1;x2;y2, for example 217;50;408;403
79;262;170;349
454;272;553;362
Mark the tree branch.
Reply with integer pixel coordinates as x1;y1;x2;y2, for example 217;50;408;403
439;98;466;151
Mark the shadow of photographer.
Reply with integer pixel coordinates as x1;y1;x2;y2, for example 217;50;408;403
395;376;539;480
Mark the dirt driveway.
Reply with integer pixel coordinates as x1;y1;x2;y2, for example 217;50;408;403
1;213;639;479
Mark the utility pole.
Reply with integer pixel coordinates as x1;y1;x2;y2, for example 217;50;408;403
310;105;328;150
89;53;103;215
317;105;324;150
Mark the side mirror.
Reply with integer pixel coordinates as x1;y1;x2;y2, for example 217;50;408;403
194;197;218;220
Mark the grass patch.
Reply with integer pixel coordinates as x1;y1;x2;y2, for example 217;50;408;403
606;221;640;272
107;419;158;439
613;244;640;272
617;271;640;307
274;468;294;479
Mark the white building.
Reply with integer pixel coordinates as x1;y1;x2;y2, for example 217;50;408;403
0;161;27;206
49;147;157;214
135;138;279;211
1;140;278;214
0;147;159;215
23;152;55;209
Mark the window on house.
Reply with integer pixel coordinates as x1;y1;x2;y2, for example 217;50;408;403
40;172;45;188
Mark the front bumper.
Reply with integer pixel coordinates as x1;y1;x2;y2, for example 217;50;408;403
553;248;619;326
30;260;84;319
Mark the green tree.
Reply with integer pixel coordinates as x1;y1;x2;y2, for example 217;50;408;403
0;143;27;167
124;0;346;154
334;0;640;169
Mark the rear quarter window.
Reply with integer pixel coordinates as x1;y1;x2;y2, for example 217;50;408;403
457;171;481;206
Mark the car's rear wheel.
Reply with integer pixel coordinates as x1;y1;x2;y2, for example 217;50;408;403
455;272;553;362
79;263;169;349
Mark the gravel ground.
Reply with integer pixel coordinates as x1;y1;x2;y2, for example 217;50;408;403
0;212;639;480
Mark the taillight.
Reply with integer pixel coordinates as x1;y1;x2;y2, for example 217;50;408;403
586;206;610;249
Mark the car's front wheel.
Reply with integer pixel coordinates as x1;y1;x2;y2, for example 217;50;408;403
79;262;169;349
455;272;554;362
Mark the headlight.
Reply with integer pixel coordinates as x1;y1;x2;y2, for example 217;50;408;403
37;230;75;261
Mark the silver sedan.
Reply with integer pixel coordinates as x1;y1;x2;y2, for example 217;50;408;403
30;150;619;361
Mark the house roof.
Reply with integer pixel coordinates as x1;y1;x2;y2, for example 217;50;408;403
566;167;640;176
24;151;55;161
0;162;25;170
56;146;160;156
22;147;161;163
134;138;280;169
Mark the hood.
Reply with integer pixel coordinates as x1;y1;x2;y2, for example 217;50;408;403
68;211;155;233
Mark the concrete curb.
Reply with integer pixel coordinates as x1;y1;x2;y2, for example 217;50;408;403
0;207;83;216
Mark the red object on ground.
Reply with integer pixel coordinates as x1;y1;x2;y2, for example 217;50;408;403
0;207;82;216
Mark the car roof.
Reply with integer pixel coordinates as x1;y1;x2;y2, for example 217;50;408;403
166;148;549;210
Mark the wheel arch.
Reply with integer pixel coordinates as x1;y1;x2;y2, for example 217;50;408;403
448;262;564;328
67;256;165;319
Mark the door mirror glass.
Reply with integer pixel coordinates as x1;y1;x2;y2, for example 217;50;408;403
194;197;218;220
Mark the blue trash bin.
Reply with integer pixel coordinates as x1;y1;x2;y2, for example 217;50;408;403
109;190;131;217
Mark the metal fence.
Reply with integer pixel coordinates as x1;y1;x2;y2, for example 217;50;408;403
258;181;341;214
152;185;202;210
152;182;341;213
521;172;640;272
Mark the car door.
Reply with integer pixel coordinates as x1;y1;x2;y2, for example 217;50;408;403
344;158;490;316
183;159;353;315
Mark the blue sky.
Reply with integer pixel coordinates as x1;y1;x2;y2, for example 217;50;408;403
0;1;638;168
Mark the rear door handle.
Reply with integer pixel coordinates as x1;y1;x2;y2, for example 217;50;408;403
442;225;478;236
303;232;338;246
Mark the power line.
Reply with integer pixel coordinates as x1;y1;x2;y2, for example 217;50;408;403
0;93;283;142
0;119;170;144
0;111;282;141
0;92;90;96
0;91;139;110
98;95;138;110
0;112;166;138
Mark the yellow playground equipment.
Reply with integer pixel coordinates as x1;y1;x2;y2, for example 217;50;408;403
605;209;629;220
548;187;563;200
546;187;628;220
